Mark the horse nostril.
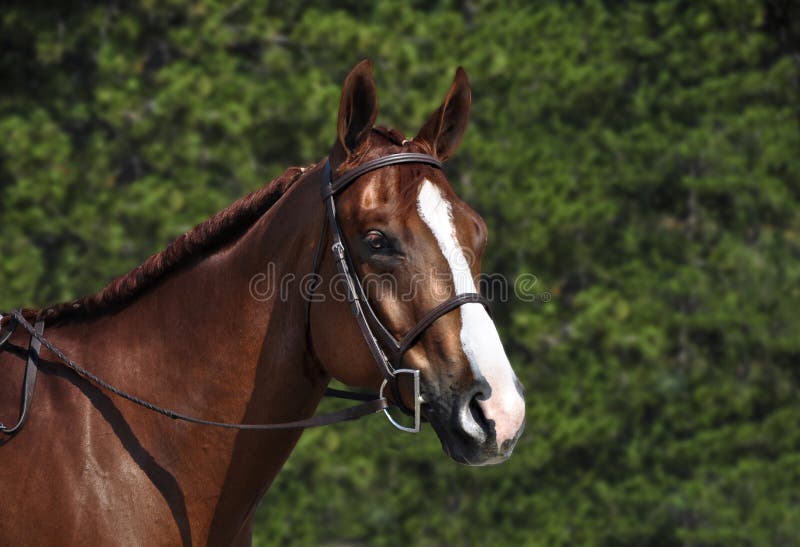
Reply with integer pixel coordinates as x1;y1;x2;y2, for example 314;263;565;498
468;393;490;434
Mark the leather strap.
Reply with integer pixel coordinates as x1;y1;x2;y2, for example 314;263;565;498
153;397;388;430
1;319;43;435
0;317;19;349
324;153;442;198
325;179;396;381
323;387;380;401
397;293;491;359
8;310;387;431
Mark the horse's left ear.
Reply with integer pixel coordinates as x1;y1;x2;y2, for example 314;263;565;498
414;67;471;161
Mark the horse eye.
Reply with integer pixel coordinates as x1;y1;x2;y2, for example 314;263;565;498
364;230;389;251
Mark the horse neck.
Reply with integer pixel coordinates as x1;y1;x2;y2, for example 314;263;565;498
58;163;330;540
198;163;332;539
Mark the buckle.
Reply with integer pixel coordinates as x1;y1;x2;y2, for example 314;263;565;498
379;369;421;433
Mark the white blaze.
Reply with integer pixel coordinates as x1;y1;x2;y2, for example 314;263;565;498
416;180;525;448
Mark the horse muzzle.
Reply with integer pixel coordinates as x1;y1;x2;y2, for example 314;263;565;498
424;377;526;466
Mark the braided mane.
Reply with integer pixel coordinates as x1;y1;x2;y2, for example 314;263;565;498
5;165;310;326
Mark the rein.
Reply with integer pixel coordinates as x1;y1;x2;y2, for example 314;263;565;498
0;151;489;435
1;310;387;432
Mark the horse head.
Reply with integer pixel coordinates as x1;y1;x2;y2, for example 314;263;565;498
311;60;526;465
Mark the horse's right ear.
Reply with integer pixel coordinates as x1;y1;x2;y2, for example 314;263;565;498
334;59;378;161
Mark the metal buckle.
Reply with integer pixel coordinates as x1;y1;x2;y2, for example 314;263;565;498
331;241;345;259
379;369;421;433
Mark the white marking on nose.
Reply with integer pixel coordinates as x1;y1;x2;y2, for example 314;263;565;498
416;180;525;448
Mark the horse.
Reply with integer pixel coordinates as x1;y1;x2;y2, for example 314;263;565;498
0;60;526;546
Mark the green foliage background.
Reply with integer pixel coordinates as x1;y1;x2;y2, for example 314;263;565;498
2;1;799;545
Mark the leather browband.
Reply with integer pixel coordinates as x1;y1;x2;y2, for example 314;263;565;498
324;153;442;198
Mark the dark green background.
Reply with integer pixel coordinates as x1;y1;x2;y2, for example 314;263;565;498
2;1;798;545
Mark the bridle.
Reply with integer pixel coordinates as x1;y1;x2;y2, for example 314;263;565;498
309;152;491;432
0;151;489;435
